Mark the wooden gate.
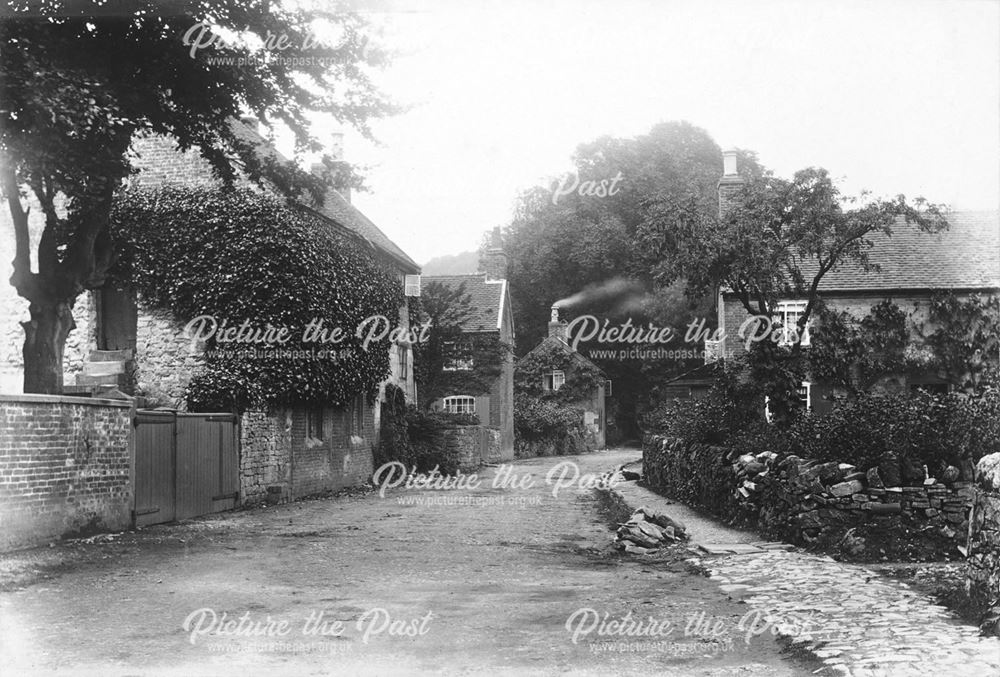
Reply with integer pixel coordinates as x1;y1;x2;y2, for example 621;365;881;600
133;411;239;527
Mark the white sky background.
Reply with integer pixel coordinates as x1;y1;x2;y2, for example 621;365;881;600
305;0;1000;266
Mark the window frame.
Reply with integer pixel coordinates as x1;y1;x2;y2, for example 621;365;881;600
443;395;476;414
543;370;566;392
404;274;421;297
306;406;325;440
775;300;811;347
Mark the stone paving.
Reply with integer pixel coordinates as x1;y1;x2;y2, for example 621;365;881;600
708;548;1000;676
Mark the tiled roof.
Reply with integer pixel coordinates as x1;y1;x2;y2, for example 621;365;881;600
800;210;1000;291
228;119;419;273
422;274;506;333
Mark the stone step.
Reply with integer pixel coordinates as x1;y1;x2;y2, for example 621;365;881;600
82;360;126;376
89;349;133;362
76;372;127;387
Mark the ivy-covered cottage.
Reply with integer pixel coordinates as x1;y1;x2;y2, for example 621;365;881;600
517;306;608;450
422;237;515;461
670;150;1000;411
0;117;422;506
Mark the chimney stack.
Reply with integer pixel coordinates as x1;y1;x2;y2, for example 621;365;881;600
548;306;568;342
480;227;508;281
718;148;745;216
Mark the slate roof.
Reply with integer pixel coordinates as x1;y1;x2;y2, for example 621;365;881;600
228;119;419;273
421;274;507;333
797;210;1000;292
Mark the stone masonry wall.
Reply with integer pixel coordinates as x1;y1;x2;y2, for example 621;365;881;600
0;394;133;551
645;435;974;561
134;305;204;409
440;424;500;471
240;409;293;506
967;453;1000;603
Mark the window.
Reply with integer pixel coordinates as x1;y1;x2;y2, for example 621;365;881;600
764;381;811;423
775;300;811;346
543;370;565;392
442;340;473;371
798;381;811;412
306;406;325;440
399;344;410;378
404;274;421;297
605;379;613;397
350;393;365;436
444;395;476;414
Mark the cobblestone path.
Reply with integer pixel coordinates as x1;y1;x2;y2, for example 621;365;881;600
709;551;1000;677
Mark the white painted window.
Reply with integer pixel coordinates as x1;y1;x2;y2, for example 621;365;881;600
775;300;811;346
764;381;811;423
404;274;421;297
543;370;565;392
444;395;476;414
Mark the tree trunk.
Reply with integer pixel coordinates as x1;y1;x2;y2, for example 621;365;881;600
21;299;76;394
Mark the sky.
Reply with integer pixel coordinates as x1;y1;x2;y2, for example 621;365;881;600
303;0;1000;266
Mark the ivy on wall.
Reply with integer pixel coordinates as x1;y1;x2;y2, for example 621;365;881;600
514;341;605;403
110;185;402;411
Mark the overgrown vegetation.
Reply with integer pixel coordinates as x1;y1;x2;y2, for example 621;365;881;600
513;342;606;454
111;185;402;411
646;294;1000;473
376;384;479;475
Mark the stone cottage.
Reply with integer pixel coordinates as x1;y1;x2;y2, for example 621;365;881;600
0;117;422;504
518;306;608;449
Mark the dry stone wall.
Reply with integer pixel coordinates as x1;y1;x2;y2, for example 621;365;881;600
644;435;974;561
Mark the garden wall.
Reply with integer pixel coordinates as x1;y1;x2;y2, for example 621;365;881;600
441;424;500;471
967;453;1000;602
0;394;133;552
644;435;974;560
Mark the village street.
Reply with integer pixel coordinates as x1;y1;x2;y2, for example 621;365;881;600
0;449;815;677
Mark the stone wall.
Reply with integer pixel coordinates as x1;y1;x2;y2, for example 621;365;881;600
441;425;500;472
240;409;293;506
0;394;133;551
644;435;974;561
967;453;1000;602
134;306;204;408
239;402;377;505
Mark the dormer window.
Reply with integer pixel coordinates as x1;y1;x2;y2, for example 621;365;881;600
543;370;565;392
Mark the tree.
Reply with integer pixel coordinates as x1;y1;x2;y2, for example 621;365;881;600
0;1;393;393
503;121;764;437
644;167;948;421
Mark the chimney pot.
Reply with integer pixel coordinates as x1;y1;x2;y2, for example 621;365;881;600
548;306;568;342
722;149;738;176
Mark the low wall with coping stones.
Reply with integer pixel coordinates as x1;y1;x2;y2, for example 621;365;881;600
967;453;1000;604
0;394;133;552
644;434;974;561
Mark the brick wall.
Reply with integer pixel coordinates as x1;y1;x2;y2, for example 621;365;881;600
0;394;133;551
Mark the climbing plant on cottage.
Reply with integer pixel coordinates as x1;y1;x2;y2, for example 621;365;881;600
111;185;402;411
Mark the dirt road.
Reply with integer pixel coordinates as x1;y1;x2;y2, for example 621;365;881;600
0;449;813;676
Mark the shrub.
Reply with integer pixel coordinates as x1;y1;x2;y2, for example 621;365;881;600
376;384;480;475
513;393;586;456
